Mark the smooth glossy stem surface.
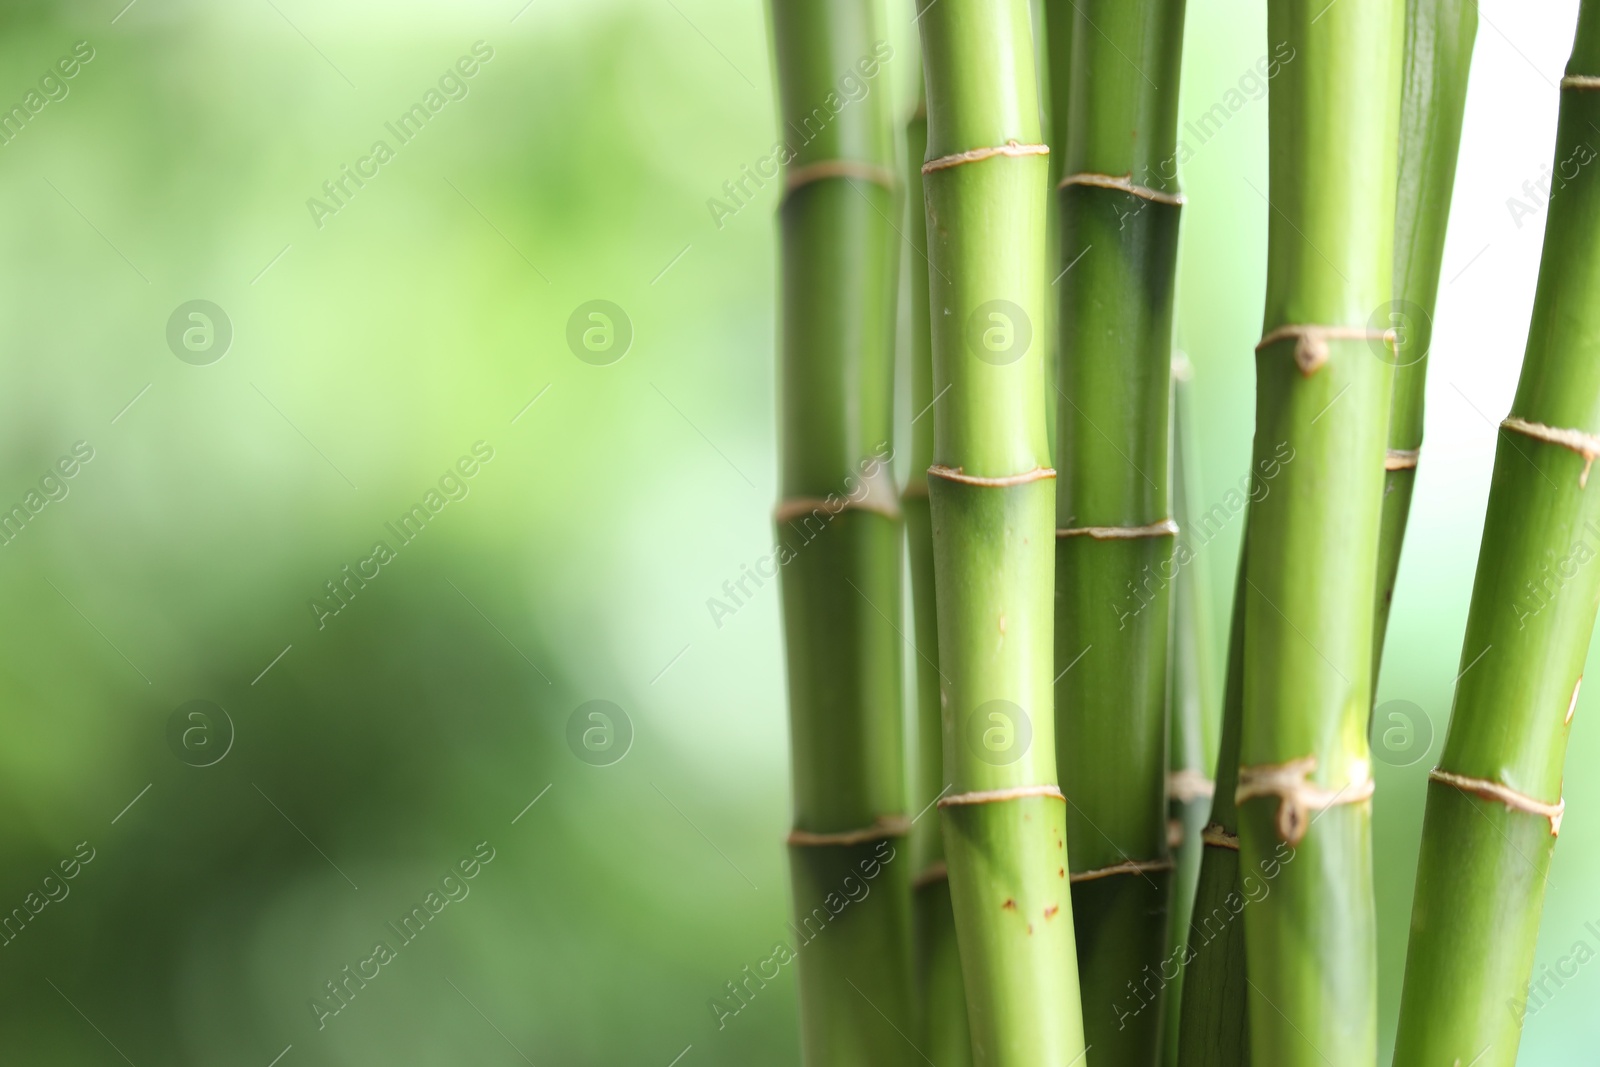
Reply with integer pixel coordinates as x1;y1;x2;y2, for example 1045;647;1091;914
1174;546;1251;1067
1162;361;1221;1067
1393;9;1600;1062
771;3;914;1062
1236;2;1401;1064
1045;3;1187;1061
904;97;973;1067
1372;0;1477;678
917;1;1086;1061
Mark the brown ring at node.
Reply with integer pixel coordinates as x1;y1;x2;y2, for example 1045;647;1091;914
922;140;1049;175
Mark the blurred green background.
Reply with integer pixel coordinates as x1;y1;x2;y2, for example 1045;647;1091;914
0;0;1592;1063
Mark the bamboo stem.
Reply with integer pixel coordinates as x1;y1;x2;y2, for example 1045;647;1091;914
1174;547;1251;1067
1234;2;1402;1063
770;3;915;1062
904;90;973;1067
1372;0;1478;677
915;1;1086;1061
1392;9;1600;1062
1045;2;1187;1060
1162;357;1221;1067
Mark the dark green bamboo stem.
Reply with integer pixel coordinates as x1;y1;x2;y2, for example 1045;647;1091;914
1234;2;1401;1064
1162;357;1221;1067
1042;0;1073;456
916;1;1086;1061
1045;2;1187;1061
904;93;973;1067
1175;545;1251;1067
1393;11;1600;1061
770;3;913;1063
1372;0;1478;678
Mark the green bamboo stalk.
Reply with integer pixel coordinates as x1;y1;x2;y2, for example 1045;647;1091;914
1233;2;1402;1064
915;1;1086;1061
1372;0;1478;677
1045;2;1187;1061
904;92;973;1067
1162;356;1221;1067
769;3;914;1063
1392;10;1600;1060
1175;545;1251;1067
1041;0;1072;456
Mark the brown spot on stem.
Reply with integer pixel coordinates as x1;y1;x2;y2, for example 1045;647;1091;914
1044;904;1059;920
1027;923;1034;935
1058;867;1065;878
1002;899;1017;911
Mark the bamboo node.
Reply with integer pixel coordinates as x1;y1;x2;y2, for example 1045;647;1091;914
1256;324;1395;376
1058;171;1184;206
773;494;899;525
1069;857;1174;884
937;784;1064;808
1057;518;1178;540
1168;768;1216;803
1429;769;1565;836
900;477;930;501
1235;756;1374;845
1500;416;1600;487
928;464;1056;488
786;814;911;848
912;861;948;890
1562;74;1600;90
782;159;898;199
1200;823;1240;851
1385;448;1420;471
921;140;1049;174
776;463;901;524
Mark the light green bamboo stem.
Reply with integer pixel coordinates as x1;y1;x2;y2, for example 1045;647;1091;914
1234;2;1401;1064
1372;0;1478;678
1393;9;1600;1061
1045;2;1187;1060
1162;357;1221;1067
904;93;973;1067
915;1;1086;1061
1174;542;1251;1067
769;3;914;1063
